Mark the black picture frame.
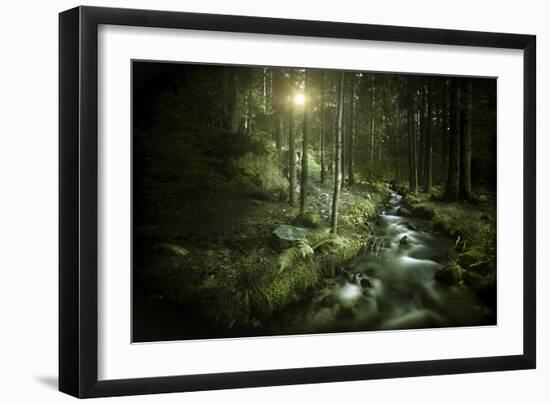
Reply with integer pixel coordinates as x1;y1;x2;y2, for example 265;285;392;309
59;5;536;398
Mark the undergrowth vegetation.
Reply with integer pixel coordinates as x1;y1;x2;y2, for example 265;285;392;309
136;176;390;331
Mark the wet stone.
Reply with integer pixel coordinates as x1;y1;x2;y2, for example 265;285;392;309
360;278;373;289
399;235;411;246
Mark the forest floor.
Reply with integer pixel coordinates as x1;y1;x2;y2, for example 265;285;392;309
134;166;496;341
133;167;391;341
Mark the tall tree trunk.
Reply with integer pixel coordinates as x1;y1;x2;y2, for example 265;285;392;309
418;81;426;187
442;79;451;185
288;71;296;206
331;72;345;233
245;86;252;135
226;69;239;133
348;73;355;186
423;80;433;193
459;79;473;200
262;67;268;112
370;76;376;167
395;101;400;180
300;71;311;214
407;77;418;193
266;68;272;111
272;70;284;149
320;72;327;184
341;75;347;185
445;79;461;201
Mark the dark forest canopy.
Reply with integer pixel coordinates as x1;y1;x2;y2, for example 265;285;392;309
134;61;496;232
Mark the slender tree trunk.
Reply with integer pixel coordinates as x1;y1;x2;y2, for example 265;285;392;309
226;69;239;133
443;79;451;185
341;75;347;185
275;111;282;149
395;101;400;180
445;79;461;201
246;86;252;135
348;74;355;186
262;67;268;112
423;80;433;193
300;71;311;214
418;82;426;187
331;72;345;233
407;77;418;193
370;76;376;167
288;72;296;206
320;73;327;184
267;69;272;111
272;70;284;149
459;79;473;200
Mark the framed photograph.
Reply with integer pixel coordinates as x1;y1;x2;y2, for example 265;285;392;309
59;6;536;398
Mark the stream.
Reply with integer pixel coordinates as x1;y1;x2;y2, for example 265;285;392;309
269;187;495;335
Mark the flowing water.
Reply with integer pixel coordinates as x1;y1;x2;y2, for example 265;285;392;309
269;187;495;335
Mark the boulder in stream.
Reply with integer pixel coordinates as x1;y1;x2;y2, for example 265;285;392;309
399;235;411;247
360;278;373;289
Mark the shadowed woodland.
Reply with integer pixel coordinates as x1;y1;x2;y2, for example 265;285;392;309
133;62;497;342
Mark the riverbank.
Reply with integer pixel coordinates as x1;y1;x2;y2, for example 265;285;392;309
133;175;392;341
396;184;497;309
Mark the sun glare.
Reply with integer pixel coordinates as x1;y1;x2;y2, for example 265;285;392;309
294;93;305;106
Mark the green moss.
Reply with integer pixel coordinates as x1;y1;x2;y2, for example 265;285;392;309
397;206;412;217
434;263;462;285
458;248;487;268
410;204;437;220
294;211;322;228
402;193;423;206
236;149;288;200
260;260;321;315
342;198;378;226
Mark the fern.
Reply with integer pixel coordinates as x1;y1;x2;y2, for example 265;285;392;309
277;241;314;273
311;234;351;251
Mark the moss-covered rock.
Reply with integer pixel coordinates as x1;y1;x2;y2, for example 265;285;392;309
259;260;321;316
434;263;462;285
410;204;437;220
402;193;423;206
293;211;322;228
397;207;412;217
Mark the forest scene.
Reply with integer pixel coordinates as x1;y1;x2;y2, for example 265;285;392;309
132;61;497;342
